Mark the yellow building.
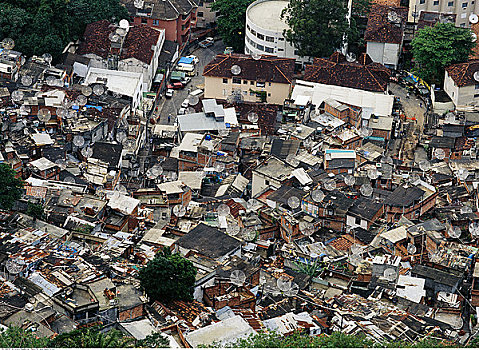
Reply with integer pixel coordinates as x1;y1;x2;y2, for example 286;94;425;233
202;54;295;105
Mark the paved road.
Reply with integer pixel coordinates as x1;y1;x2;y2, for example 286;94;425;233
155;40;226;125
389;82;427;132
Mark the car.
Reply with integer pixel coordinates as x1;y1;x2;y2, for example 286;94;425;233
181;99;189;108
199;37;214;48
165;89;174;98
167;82;184;90
190;89;204;97
185;55;199;64
178;107;186;115
181;77;191;85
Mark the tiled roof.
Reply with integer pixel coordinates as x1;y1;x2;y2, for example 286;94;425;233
121;0;197;20
364;5;408;44
77;21;162;64
120;25;162;64
77;20;114;59
446;59;479;87
303;52;390;93
203;54;295;85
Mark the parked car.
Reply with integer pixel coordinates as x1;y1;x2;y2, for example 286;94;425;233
167;82;184;90
185;55;199;64
165;89;174;98
178;107;186;115
199;37;214;48
181;99;189;108
181;77;191;85
190;89;203;97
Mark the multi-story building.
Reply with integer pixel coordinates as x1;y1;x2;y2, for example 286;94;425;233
245;0;309;66
408;0;479;27
203;53;295;105
121;0;197;46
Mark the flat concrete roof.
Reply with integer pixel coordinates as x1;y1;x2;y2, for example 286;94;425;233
247;0;289;32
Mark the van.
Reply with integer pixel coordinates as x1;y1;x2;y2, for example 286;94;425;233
177;65;195;76
190;89;203;97
177;63;195;71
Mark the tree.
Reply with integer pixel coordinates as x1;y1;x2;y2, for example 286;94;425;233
211;0;255;53
0;0;129;60
0;326;49;348
0;164;23;210
136;332;170;348
48;326;133;348
139;248;197;303
281;0;351;58
26;202;44;220
411;23;475;85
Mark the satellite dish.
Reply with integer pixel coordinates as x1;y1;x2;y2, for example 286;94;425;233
217;204;230;216
433;148;445;160
474;72;479;83
73;135;85;147
242;228;256;241
134;0;144;9
64;176;76;183
226;223;241;236
119;19;130;29
470;14;479;24
21;75;33;86
349;254;361;265
407;243;417;255
323;178;336;191
231;65;241;75
351;244;362;255
45;76;56;86
189;95;199;105
62;98;73;109
383;268;397;282
418;160;431;172
360;183;373;197
276;276;293;292
367;168;379;180
109;33;120;43
116;28;127;37
93;84;105;96
76;95;88;106
388;11;400;23
251;52;262;60
299;222;315;236
1;38;15;50
37;108;51;122
247;111;258;123
81;146;93;158
172;205;186;217
346;52;356;63
285;282;299;297
448;226;461;239
230;270;246;286
311;189;325;202
11;90;24;102
5;258;23;274
469;222;479;236
287;196;300;209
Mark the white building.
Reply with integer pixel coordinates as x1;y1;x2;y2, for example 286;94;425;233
408;0;479;27
245;0;309;65
84;68;144;110
444;59;479;108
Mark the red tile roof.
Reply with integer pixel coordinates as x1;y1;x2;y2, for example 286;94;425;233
304;52;390;93
364;5;408;44
203;54;295;85
446;59;479;87
77;20;162;64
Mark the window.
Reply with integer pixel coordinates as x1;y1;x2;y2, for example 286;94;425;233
462;2;468;7
199;0;203;5
197;11;203;17
256;82;265;87
257;33;264;40
250;28;256;36
153;19;159;25
266;36;274;42
243;90;247;95
232;77;241;84
278;37;284;41
250;81;254;85
243;80;248;84
448;1;454;5
250;91;255;96
278;48;284;51
355;216;361;225
223;78;228;83
268;82;271;86
268;93;271;96
433;0;439;5
294;50;299;55
475;93;479;98
475;83;479;89
247;24;250;30
182;14;189;20
257;44;264;51
419;0;425;3
265;180;270;186
265;46;274;53
141;18;148;24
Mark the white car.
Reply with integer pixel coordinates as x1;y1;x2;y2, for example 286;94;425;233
181;99;189;108
165;89;173;98
186;55;199;64
178;107;186;115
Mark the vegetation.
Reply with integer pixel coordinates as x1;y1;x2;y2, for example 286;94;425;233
48;326;133;348
0;164;23;210
208;331;460;348
26;202;44;220
411;23;475;85
281;0;351;58
0;0;129;60
211;0;255;53
0;326;50;348
136;332;170;348
139;248;197;303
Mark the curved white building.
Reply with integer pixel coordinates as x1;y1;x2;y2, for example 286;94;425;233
245;0;308;64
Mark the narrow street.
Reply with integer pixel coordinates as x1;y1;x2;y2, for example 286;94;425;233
154;40;226;125
389;82;427;133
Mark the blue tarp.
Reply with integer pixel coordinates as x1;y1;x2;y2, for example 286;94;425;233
178;57;194;65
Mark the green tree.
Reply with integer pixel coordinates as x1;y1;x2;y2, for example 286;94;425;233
26;202;44;220
0;326;49;348
48;326;133;348
0;163;23;210
281;0;351;58
411;22;475;85
0;0;129;60
139;248;197;303
211;0;255;53
136;332;170;348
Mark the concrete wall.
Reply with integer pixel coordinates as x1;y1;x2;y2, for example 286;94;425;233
204;76;291;105
366;42;400;69
444;70;479;107
196;0;217;28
